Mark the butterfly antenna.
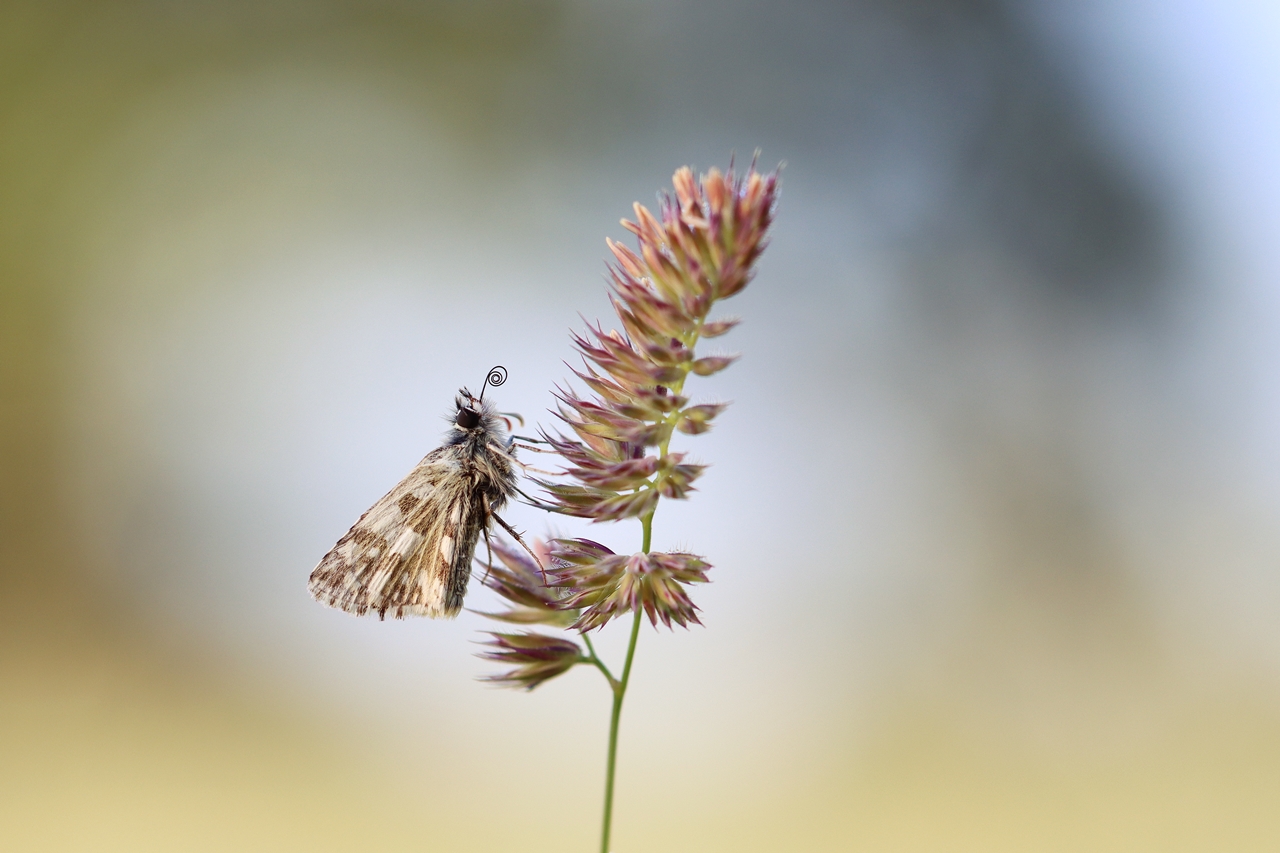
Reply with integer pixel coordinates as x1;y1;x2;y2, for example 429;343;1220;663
479;365;508;401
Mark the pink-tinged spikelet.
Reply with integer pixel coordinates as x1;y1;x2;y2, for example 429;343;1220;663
480;159;778;664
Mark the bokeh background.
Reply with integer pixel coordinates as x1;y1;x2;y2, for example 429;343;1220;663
2;1;1279;850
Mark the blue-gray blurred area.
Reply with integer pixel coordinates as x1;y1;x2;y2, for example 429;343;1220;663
2;1;1278;850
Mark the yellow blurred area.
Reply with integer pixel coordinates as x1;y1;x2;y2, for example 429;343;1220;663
3;2;1280;851
2;617;1278;851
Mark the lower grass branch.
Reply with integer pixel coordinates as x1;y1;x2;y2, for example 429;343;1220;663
581;633;618;691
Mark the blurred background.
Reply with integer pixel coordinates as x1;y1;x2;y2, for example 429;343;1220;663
2;1;1278;850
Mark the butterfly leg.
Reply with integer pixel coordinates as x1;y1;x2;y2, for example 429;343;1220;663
490;510;547;583
514;443;557;455
511;456;560;477
514;485;562;513
512;435;557;454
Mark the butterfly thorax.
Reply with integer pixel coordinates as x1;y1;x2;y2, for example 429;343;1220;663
447;397;518;513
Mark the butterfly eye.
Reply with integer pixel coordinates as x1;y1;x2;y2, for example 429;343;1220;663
455;407;481;429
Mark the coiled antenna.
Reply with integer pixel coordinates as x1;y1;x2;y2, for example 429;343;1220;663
479;365;507;400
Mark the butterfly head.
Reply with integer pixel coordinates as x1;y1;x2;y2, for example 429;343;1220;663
449;366;521;441
454;394;484;431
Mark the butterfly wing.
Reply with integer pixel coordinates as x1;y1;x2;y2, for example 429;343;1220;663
308;445;486;619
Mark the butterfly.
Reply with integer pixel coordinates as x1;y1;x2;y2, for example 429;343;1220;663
308;366;529;619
